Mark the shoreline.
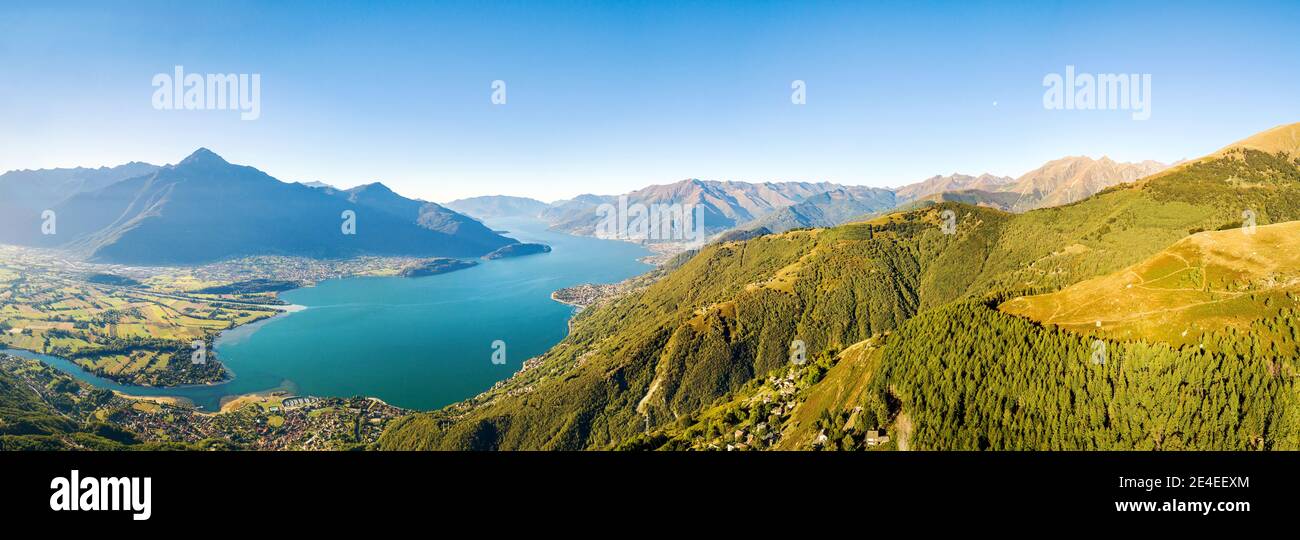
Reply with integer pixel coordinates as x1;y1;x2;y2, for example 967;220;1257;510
114;391;192;408
549;291;585;309
7;272;629;415
0;294;311;412
214;387;294;415
7;221;653;414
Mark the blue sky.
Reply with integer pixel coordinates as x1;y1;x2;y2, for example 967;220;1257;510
1;0;1298;202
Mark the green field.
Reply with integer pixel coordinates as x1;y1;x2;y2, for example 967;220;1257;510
0;248;281;385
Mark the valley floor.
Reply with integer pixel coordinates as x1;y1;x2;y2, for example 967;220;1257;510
0;354;406;450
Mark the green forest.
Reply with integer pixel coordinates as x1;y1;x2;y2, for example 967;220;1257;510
871;301;1299;450
378;147;1300;451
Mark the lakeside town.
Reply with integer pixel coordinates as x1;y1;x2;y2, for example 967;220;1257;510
1;353;406;450
0;243;484;387
1;239;647;449
550;283;626;310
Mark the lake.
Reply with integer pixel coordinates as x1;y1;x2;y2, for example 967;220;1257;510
3;217;650;411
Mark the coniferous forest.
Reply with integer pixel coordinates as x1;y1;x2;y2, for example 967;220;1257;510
379;146;1300;451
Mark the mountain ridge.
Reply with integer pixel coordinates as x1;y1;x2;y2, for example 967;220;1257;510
0;161;162;245
20;149;515;265
377;121;1300;451
444;195;551;220
453;156;1171;243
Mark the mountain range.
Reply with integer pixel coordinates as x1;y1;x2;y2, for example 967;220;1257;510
893;172;1016;202
1;149;515;265
1000;156;1168;210
376;122;1300;451
443;195;551;220
4;120;1297;452
444;156;1169;240
0;162;160;246
0;146;1176;267
746;188;898;232
548;180;889;237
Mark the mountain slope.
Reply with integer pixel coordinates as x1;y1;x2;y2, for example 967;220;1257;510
894;173;1015;203
746;188;897;233
544;179;866;237
0;355;142;450
486;158;1166;244
888;189;1024;213
0;162;160;245
892;158;1168;214
378;205;1017;450
378;122;1300;451
1001;156;1167;211
1214;122;1300;157
322;183;513;254
866;299;1297;450
50;149;514;264
1000;221;1300;345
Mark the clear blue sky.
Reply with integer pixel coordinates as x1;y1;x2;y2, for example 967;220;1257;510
2;0;1297;202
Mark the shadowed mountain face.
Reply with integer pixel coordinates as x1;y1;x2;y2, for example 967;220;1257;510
747;188;898;233
900;189;1025;212
317;182;513;255
23;149;514;265
0;162;160;245
542;179;880;237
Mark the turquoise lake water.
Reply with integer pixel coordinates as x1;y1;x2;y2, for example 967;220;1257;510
4;217;650;411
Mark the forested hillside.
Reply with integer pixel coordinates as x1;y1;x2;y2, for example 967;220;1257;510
616;299;1300;451
872;301;1299;450
378;125;1300;451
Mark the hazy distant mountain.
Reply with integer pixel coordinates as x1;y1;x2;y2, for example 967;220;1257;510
539;194;617;228
0;162;160;244
39;148;514;265
1002;156;1167;211
445;195;550;220
891;158;1166;213
903;189;1024;212
747;188;897;233
894;173;1015;203
534;161;1165;242
544;179;859;237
